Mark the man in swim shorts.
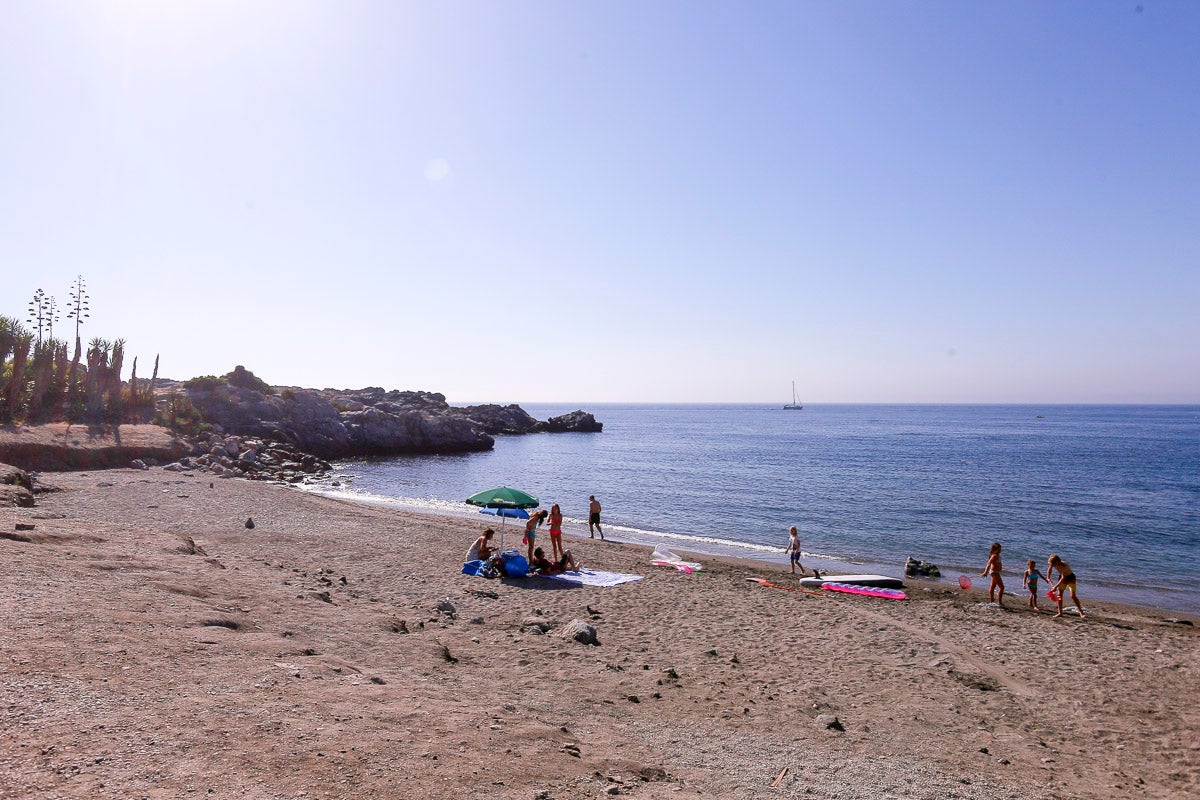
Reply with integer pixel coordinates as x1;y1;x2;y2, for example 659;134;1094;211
588;495;604;540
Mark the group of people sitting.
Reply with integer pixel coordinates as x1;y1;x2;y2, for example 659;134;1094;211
466;527;581;576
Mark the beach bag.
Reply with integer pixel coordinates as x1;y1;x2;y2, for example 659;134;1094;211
461;559;485;577
501;549;529;578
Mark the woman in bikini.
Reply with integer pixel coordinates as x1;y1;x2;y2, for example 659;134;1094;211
524;510;548;564
547;503;564;561
1047;554;1086;619
981;542;1005;606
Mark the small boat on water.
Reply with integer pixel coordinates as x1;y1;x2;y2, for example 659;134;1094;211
784;381;803;410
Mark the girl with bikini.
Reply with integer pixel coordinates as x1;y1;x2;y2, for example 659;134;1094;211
1047;554;1086;619
981;542;1005;606
524;510;548;564
1022;559;1047;612
548;504;564;561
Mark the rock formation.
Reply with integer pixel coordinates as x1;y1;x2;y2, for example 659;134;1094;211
177;380;602;460
1;462;35;507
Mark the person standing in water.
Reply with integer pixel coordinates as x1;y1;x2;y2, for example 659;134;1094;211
588;495;604;540
982;542;1005;606
1047;554;1086;619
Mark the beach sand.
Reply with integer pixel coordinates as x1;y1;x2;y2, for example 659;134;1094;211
2;469;1197;799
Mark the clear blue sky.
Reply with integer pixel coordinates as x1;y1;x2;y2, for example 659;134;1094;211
3;1;1197;403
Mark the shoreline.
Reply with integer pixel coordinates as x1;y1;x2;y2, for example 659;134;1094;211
3;468;1197;799
299;482;1200;617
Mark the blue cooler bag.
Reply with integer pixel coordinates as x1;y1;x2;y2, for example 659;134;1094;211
500;549;529;577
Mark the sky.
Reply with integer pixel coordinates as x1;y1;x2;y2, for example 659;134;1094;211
2;1;1197;404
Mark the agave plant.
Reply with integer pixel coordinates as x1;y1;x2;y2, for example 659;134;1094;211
2;330;32;423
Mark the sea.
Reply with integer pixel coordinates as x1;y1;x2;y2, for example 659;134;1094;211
303;404;1200;614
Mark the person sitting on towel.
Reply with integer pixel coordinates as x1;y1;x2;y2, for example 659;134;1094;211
466;528;496;562
530;546;579;574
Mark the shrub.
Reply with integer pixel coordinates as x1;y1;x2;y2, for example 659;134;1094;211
224;365;274;395
184;375;226;391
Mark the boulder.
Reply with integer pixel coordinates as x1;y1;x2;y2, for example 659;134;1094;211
816;714;844;731
537;410;603;433
556;619;600;646
905;557;941;578
0;484;35;508
0;463;34;492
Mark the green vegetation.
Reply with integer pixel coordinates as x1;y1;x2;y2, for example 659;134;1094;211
1;279;158;425
153;391;210;436
224;365;274;395
183;375;227;391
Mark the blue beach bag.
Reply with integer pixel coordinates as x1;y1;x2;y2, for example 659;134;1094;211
501;549;529;578
462;559;486;576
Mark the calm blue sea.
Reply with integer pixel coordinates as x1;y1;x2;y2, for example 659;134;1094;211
305;404;1200;614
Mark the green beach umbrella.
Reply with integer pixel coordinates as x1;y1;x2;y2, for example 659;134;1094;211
465;486;540;549
465;486;539;509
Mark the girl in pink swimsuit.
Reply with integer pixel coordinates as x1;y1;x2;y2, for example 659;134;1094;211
548;504;564;561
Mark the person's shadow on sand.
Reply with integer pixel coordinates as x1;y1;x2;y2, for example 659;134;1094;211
498;576;581;591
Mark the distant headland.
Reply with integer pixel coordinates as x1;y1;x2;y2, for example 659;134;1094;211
0;363;601;482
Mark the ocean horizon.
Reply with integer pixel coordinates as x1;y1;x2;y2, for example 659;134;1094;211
305;403;1200;614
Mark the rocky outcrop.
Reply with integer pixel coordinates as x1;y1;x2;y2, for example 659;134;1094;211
0;462;35;507
539;410;602;433
159;433;334;484
181;385;493;458
453;404;541;435
905;557;941;578
179;382;602;460
451;405;603;435
0;424;190;472
1;462;34;492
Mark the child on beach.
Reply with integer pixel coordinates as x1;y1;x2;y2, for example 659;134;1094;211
1022;559;1047;612
1047;554;1086;619
981;542;1005;606
548;503;564;561
785;526;805;575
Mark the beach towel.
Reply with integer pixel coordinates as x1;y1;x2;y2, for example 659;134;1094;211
539;568;643;588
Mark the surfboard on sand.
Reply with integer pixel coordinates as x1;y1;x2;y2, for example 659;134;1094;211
744;577;828;597
798;573;905;590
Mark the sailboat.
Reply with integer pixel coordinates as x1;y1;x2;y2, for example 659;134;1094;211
784;381;803;410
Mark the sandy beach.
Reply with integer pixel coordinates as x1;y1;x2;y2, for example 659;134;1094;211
2;469;1197;799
